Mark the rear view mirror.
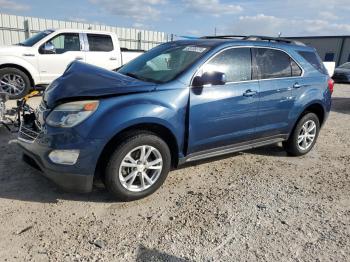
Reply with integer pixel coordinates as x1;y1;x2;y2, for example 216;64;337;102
192;71;226;87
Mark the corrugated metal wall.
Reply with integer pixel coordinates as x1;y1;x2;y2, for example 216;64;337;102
0;13;171;50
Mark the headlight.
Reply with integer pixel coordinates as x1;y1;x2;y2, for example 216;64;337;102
46;100;99;128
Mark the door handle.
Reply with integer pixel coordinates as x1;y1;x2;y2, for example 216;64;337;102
293;83;302;88
243;89;257;97
293;82;309;89
75;56;83;60
110;57;117;60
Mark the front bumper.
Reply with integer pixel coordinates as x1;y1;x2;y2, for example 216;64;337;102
20;145;94;192
17;119;105;193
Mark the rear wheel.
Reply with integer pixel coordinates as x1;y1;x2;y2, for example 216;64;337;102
284;112;320;156
105;132;171;201
0;68;31;99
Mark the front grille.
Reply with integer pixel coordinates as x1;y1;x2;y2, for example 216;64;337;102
18;124;40;143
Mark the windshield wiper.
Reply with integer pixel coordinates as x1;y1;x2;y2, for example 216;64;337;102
124;72;161;84
125;72;141;80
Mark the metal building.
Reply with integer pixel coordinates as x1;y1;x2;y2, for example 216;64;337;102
0;13;171;50
289;36;350;66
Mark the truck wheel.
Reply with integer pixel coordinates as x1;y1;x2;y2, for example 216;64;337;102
284;112;320;156
0;68;31;99
105;132;171;201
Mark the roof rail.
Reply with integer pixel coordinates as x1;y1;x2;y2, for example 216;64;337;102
243;35;306;46
200;35;307;46
200;35;246;39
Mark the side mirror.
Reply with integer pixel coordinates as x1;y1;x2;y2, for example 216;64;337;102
192;71;226;87
41;42;56;54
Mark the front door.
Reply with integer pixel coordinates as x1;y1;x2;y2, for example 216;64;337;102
38;33;85;83
188;47;259;153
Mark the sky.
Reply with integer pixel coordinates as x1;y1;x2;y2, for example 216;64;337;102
1;0;350;37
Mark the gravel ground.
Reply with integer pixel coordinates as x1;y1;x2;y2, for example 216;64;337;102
0;84;349;262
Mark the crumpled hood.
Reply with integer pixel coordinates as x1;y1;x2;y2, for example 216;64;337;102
43;61;157;108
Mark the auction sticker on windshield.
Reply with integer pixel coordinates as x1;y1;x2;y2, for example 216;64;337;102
183;46;207;53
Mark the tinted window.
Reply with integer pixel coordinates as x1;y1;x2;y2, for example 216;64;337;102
298;51;328;75
87;34;113;52
255;48;291;79
42;33;80;54
202;48;252;82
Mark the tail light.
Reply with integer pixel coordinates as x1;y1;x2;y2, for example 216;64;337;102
328;78;334;94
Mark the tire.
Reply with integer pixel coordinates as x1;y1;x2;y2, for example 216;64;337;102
0;67;31;99
284;112;320;156
105;132;171;201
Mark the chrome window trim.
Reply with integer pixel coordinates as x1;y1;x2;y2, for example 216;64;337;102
191;45;305;86
82;33;89;51
79;33;86;51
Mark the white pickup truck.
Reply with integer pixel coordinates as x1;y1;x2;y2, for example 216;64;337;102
0;29;144;98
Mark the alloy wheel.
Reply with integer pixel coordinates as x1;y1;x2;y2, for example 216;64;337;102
297;120;317;151
0;74;26;96
118;145;163;192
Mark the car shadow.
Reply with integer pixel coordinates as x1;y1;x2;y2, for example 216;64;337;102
136;245;189;262
331;97;350;114
0;127;117;204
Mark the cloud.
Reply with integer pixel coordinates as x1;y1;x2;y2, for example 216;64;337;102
0;0;30;11
182;0;243;16
89;0;166;21
229;14;350;36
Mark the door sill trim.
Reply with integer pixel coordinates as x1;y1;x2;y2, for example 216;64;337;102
180;135;287;165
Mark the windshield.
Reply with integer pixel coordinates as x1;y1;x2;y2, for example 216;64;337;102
339;62;350;69
18;30;54;47
118;43;211;83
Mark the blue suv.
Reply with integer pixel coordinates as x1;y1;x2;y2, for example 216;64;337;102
18;36;333;201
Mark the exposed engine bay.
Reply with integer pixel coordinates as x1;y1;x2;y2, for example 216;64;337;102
0;91;41;132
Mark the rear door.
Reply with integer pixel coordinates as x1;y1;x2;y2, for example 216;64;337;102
38;32;85;83
84;33;118;70
188;47;260;153
253;48;303;138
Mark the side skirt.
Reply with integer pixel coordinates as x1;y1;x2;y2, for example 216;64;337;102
178;135;288;165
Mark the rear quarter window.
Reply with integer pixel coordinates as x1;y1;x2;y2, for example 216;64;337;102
298;51;328;75
254;48;302;79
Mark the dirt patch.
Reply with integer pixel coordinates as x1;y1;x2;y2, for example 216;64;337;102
0;85;349;261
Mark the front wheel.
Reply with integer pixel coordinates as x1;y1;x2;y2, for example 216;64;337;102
284;112;320;156
0;68;31;99
105;132;171;201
